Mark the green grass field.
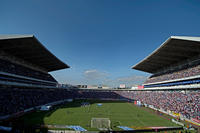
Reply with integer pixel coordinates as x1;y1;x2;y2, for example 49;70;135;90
19;100;180;131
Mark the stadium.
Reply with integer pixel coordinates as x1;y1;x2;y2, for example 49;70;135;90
0;35;199;133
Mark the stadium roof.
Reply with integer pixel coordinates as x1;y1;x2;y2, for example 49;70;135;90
0;35;70;72
132;36;200;73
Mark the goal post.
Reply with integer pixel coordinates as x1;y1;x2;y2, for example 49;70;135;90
91;118;111;129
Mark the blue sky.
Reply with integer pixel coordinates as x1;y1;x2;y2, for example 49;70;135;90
1;0;200;87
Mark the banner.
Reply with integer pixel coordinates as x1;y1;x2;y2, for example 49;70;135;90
137;85;144;89
191;118;200;124
134;101;137;105
172;112;180;117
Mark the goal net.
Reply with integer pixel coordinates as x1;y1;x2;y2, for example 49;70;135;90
91;118;111;129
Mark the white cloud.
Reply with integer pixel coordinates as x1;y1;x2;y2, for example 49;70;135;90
65;69;147;87
84;69;109;80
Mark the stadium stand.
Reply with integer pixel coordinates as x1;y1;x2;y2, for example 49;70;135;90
133;36;200;89
0;35;69;88
131;36;200;124
144;64;200;84
0;58;56;82
77;89;123;100
0;86;76;117
0;35;70;120
0;35;199;132
116;90;200;121
0;87;122;117
0;87;199;123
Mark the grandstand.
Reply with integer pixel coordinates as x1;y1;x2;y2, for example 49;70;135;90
133;36;200;90
132;36;200;126
0;35;199;132
0;35;70;120
0;35;69;88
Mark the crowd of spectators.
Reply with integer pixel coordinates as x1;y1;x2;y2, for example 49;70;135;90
0;87;199;122
0;88;123;117
145;64;200;84
0;59;56;82
116;90;200;121
0;87;77;116
77;90;122;99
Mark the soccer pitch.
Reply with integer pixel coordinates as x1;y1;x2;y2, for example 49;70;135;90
20;100;177;131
